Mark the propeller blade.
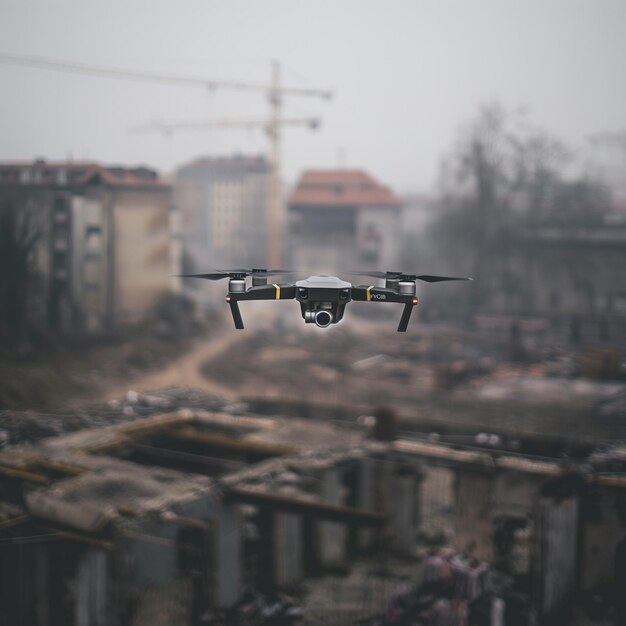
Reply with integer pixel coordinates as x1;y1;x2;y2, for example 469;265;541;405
178;272;229;281
179;268;298;280
260;269;297;277
346;270;399;279
413;275;473;283
346;270;472;282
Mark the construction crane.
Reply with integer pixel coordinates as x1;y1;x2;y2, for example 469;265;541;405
0;53;331;267
129;62;324;268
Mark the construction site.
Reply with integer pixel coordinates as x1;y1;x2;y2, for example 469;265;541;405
1;317;625;626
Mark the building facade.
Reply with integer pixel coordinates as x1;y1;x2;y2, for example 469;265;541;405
287;169;402;274
0;160;175;335
473;222;626;346
175;156;269;276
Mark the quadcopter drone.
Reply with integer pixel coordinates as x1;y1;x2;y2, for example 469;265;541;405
181;269;472;332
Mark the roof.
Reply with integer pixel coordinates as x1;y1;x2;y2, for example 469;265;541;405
176;154;269;178
288;169;401;209
0;159;169;190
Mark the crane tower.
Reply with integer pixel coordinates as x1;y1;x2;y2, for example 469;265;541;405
0;53;331;267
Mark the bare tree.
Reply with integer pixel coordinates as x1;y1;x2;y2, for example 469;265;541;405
424;103;610;324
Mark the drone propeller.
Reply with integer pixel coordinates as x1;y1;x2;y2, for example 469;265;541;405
347;270;472;283
179;268;296;281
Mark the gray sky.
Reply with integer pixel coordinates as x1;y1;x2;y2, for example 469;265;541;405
1;0;624;193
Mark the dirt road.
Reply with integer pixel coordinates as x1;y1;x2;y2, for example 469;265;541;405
104;323;242;402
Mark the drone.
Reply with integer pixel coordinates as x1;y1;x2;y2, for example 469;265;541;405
181;269;472;332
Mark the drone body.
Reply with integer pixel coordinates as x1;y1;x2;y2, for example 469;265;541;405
181;269;471;332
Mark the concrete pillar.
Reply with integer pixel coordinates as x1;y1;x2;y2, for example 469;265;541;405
34;544;50;626
389;471;417;554
579;486;625;590
357;456;375;549
318;466;347;569
124;522;177;587
215;502;241;607
274;512;303;587
453;469;495;562
533;495;579;619
418;466;455;539
75;550;109;626
373;453;394;515
491;597;505;626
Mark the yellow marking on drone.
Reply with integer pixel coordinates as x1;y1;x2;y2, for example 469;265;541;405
366;286;373;301
273;284;281;299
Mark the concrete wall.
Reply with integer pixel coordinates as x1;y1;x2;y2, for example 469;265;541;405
453;469;495;562
388;471;417;554
492;470;542;519
534;495;579;618
317;466;348;569
356;206;400;270
75;549;110;626
274;512;303;587
580;485;626;590
214;502;242;606
113;188;172;324
419;466;455;538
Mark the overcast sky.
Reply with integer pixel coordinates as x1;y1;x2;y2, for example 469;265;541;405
0;0;624;193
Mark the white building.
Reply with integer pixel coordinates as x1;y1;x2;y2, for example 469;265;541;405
175;156;269;276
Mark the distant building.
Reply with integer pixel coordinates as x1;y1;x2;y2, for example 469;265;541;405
287;169;402;273
175;156;269;277
0;160;175;334
476;222;626;346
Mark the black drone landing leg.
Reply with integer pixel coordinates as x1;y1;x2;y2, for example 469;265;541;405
229;300;244;329
397;303;414;332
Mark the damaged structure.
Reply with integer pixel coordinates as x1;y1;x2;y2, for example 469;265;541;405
0;408;625;625
0;159;177;334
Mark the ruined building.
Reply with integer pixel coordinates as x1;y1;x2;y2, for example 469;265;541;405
0;406;624;625
0;160;177;334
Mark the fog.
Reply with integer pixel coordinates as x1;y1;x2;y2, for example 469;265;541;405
1;0;625;191
1;3;626;625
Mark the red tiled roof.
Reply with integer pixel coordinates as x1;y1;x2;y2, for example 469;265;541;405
0;160;168;189
288;169;401;208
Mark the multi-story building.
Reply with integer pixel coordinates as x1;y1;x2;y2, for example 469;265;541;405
0;160;175;336
287;169;402;274
175;156;269;276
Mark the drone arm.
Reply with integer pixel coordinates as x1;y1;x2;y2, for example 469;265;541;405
226;284;296;329
351;286;410;304
228;299;244;329
397;302;415;332
352;285;417;332
235;284;296;301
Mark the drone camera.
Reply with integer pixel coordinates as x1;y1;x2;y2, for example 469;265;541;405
314;310;333;328
303;308;334;327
